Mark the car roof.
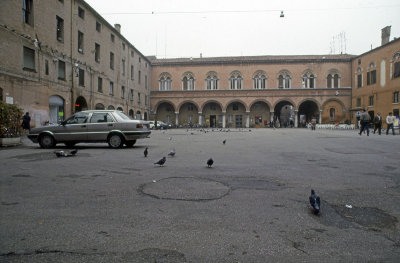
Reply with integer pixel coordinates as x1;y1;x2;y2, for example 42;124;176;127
78;110;119;113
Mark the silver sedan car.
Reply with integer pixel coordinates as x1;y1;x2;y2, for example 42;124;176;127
28;110;151;148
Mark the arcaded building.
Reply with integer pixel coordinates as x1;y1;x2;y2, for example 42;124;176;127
0;0;151;127
150;55;354;128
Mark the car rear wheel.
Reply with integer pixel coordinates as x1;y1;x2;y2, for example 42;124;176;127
108;134;123;148
125;140;136;147
39;134;56;148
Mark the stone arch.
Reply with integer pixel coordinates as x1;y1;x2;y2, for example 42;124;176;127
273;99;295;128
117;106;124;112
249;99;272;110
321;99;347;123
225;100;247;128
155;101;176;124
272;98;297;110
224;99;248;112
298;99;320;127
128;109;134;118
322;98;347;111
95;103;105;110
200;100;223;112
107;105;115;110
154;100;176;114
177;100;200;113
298;98;321;110
178;101;199;126
249;99;271;128
75;96;88;112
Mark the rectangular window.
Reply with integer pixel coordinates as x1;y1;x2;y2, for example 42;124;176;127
121;86;125;99
56;16;64;42
96;21;101;32
58;60;65;80
129;89;134;101
122;43;125;50
367;72;370;85
130;65;134;80
145;75;148;89
111;34;115;42
45;59;49;75
98;77;102;92
78;31;84;53
122;59;125;75
109;81;114;95
22;0;33;25
145;95;148;106
138;70;141;84
23;46;35;70
79;69;84;86
78;7;85;19
356;98;361;107
394;62;400;79
394;92;399;103
357;74;362;88
95;43;100;62
369;96;374;106
371;70;376;84
137;92;141;104
110;52;114;69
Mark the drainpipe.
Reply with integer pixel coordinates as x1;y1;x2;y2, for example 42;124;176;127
70;0;74;114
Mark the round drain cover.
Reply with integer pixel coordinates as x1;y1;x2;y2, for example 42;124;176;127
141;177;230;201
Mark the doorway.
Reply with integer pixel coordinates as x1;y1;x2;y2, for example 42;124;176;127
210;115;216;128
235;115;242;128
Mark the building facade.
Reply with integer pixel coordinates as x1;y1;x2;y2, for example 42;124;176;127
0;0;151;127
150;55;353;128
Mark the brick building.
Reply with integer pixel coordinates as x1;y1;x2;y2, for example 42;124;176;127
0;1;399;129
0;0;151;127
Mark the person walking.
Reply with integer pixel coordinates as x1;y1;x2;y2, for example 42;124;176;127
373;112;382;135
386;112;396;135
21;112;31;133
359;108;370;136
311;116;317;131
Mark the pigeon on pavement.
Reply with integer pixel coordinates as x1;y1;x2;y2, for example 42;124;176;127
168;148;176;157
54;150;65;157
223;139;226;145
309;189;321;214
154;157;166;166
144;147;148;157
207;158;214;168
69;149;78;155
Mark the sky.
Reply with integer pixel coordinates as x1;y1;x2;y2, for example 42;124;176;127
85;0;400;59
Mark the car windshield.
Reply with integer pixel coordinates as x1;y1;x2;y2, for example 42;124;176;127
115;111;131;120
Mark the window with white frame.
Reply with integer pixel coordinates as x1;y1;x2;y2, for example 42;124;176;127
302;71;315;88
327;70;340;88
23;46;35;70
229;71;243;90
278;71;291;89
182;72;195;90
206;71;219;90
159;73;172;91
109;81;114;95
253;71;267;89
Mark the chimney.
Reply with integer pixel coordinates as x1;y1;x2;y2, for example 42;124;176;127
114;24;121;33
381;26;391;45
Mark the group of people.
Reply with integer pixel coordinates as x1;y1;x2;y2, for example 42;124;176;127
358;109;397;136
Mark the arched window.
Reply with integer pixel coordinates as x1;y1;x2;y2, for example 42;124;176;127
278;71;291;89
229;71;243;90
253;71;267;89
391;52;400;79
129;109;134;118
327;70;341;88
159;73;172;91
95;103;105;110
302;71;315;88
108;105;115;110
205;72;219;90
136;111;141;120
182;72;195;90
356;67;363;88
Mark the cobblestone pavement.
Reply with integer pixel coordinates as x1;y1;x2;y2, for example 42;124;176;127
1;128;399;262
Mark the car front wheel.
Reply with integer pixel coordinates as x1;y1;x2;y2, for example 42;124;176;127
39;134;56;148
108;134;123;148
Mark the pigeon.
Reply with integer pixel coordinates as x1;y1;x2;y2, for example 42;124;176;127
69;149;78;155
309;189;321;214
168;148;176;157
207;158;214;168
223;139;226;145
144;147;148;157
54;150;65;157
154;157;166;166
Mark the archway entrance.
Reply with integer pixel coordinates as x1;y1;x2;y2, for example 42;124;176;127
156;102;175;125
250;101;270;128
75;96;88;112
136;111;141;120
202;102;223;128
178;102;198;127
49;95;64;124
298;100;319;128
144;112;148;120
129;109;134;118
107;105;115;110
117;107;123;112
95;103;105;110
226;101;246;128
274;101;294;128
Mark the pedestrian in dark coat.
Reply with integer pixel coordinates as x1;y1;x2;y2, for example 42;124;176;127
373;112;382;135
21;112;31;131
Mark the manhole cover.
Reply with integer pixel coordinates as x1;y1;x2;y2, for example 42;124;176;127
140;177;230;201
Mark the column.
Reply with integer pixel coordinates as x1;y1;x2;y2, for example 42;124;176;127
198;112;202;126
245;111;250;128
319;110;322;124
270;111;274;122
175;112;179;127
222;112;226;128
294;110;298;128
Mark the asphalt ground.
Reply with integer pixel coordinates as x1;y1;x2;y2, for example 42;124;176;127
0;127;399;262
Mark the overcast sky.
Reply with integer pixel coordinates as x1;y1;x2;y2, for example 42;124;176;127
85;0;400;58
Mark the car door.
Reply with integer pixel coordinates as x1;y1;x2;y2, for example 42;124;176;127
54;112;88;142
87;112;115;141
